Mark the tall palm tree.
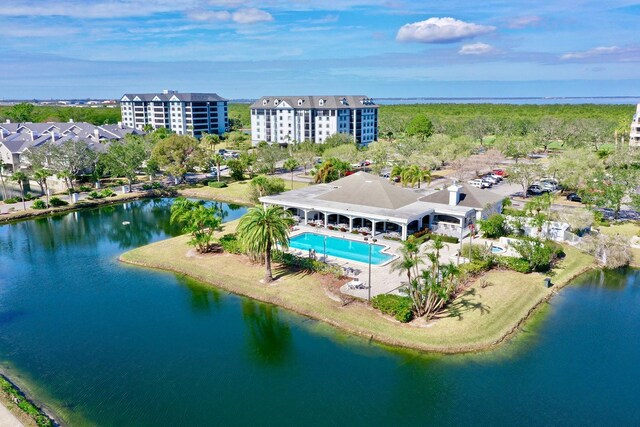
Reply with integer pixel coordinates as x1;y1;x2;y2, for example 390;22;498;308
0;158;8;200
283;158;299;190
390;164;408;186
237;205;294;283
10;171;28;210
213;154;224;182
33;169;52;206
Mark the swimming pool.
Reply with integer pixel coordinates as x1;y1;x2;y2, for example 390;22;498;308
289;233;394;265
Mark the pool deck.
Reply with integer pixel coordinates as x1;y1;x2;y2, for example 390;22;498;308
289;225;465;299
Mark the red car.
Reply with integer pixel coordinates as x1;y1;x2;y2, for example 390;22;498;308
492;169;508;177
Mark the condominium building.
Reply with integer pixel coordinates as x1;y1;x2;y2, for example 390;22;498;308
250;96;378;145
630;104;640;147
120;90;228;137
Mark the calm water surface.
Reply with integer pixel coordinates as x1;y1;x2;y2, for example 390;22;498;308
1;199;639;426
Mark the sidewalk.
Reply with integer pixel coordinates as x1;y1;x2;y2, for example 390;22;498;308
0;402;24;427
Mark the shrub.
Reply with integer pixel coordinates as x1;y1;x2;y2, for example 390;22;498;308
496;256;532;273
249;175;285;202
23;193;35;201
436;234;459;244
479;213;507;238
101;188;116;197
208;181;227;188
49;197;68;207
219;234;243;254
510;238;558;273
142;183;152;190
79;185;93;192
88;191;103;200
31;199;47;209
152;182;162;189
459;260;491;277
371;294;414;323
272;251;342;276
3;197;19;204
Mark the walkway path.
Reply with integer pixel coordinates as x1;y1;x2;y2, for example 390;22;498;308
0;402;24;427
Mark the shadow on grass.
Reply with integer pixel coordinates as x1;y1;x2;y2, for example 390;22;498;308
272;264;314;281
441;287;491;320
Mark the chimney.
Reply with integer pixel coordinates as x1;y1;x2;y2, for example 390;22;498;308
28;130;34;141
68;118;74;123
5;119;9;124
448;181;463;206
94;129;100;139
117;121;123;128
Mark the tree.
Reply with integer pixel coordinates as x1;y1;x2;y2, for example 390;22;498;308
313;158;350;183
226;158;246;181
212;154;224;182
321;144;360;165
256;143;286;175
405;115;434;141
292;142;317;175
48;139;98;190
100;136;147;190
366;140;391;174
249;175;286;202
236;205;294;283
511;238;558;273
466;116;494;146
10;171;28;210
0;158;7;200
479;214;507;238
150;134;201;182
509;162;541;198
7;103;35;122
283;158;299;190
548;149;601;191
32;168;52;206
583;165;638;220
200;132;220;154
170;197;224;253
580;234;631;269
401;164;431;188
495;137;534;163
533;116;563;152
323;133;353;149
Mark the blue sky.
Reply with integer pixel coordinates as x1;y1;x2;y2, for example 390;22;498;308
1;0;639;99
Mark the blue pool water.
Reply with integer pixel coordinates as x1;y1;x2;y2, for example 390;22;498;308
289;233;394;265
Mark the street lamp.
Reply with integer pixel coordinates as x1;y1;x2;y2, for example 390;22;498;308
364;236;377;301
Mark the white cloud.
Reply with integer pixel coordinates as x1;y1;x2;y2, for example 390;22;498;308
187;9;232;22
185;7;272;24
396;17;495;43
561;46;622;60
459;42;495;55
231;8;273;24
507;15;540;29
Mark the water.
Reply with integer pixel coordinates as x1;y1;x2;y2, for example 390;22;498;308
376;96;639;105
1;200;640;425
289;232;394;265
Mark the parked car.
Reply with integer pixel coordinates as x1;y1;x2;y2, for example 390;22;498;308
488;173;503;181
566;193;582;203
469;179;489;189
482;175;499;185
527;184;544;195
493;169;508;177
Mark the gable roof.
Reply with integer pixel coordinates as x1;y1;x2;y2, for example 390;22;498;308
419;183;503;209
316;172;420;210
250;95;378;110
121;91;227;103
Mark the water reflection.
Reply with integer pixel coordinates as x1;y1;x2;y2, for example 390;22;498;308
241;300;292;366
574;268;640;290
176;275;223;314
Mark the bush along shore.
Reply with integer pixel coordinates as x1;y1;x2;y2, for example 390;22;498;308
0;374;58;427
0;188;177;225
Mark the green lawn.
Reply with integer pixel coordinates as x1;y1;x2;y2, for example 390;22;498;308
120;237;595;353
597;222;640;238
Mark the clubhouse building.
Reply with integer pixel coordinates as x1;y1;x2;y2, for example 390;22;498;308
260;172;503;240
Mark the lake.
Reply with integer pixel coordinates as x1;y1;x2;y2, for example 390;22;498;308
1;199;639;426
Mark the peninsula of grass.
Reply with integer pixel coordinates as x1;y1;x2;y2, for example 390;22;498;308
119;227;596;353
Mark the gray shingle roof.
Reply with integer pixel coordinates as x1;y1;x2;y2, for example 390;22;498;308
250;95;378;110
317;172;419;210
419;184;504;209
121;91;227;102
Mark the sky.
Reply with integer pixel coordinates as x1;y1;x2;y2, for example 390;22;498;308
1;0;639;99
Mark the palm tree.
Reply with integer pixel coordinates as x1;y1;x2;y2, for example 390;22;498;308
237;205;294;283
390;164;408;186
283;158;299;190
170;197;223;253
0;158;8;200
57;170;74;194
33;169;52;206
213;154;224;182
10;171;28;210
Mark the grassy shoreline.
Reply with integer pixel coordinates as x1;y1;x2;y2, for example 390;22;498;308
0;189;176;225
119;233;596;354
0;373;58;427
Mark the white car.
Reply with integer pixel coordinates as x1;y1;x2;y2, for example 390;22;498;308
468;179;486;189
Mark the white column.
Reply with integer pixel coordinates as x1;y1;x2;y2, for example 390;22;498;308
371;220;377;236
349;216;353;232
304;210;308;224
402;225;408;240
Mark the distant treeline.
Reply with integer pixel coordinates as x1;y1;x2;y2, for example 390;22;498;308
0;103;634;135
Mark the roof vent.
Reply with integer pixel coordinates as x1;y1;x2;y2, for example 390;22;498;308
298;99;304;106
319;99;325;106
263;99;268;106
